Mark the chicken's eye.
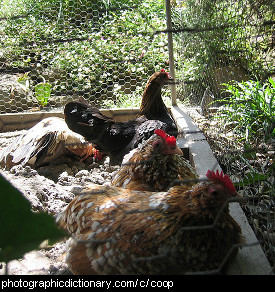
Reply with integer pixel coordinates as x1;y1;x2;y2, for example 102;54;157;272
212;190;219;196
153;141;162;151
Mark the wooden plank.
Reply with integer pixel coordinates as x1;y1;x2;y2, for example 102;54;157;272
0;108;140;132
0;112;64;132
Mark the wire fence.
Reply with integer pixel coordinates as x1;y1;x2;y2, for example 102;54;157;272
0;0;173;113
172;0;274;104
0;0;274;274
170;0;274;274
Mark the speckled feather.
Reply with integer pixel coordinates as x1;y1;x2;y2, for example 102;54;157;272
57;175;244;275
111;133;198;191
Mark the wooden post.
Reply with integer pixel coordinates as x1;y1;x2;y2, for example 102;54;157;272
165;0;177;105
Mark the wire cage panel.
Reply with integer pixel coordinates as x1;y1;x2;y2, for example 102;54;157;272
0;0;172;114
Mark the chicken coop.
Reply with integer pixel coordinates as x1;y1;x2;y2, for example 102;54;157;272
0;0;274;275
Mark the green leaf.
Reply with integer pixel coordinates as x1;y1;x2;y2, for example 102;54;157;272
243;143;256;160
0;173;67;263
269;77;275;89
34;82;51;107
239;172;269;187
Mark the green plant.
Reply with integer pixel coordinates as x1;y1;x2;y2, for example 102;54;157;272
0;0;169;108
218;78;275;143
172;0;274;100
0;174;66;274
35;82;52;107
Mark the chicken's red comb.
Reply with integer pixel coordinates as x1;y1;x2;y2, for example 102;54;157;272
160;69;171;78
166;135;176;146
154;129;176;146
206;169;237;193
154;129;166;138
94;149;103;160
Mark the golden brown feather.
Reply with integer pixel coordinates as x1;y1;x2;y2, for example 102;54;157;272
111;130;198;191
57;170;244;275
0;117;102;167
138;69;178;137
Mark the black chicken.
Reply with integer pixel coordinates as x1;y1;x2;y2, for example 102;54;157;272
64;70;178;165
64;103;169;165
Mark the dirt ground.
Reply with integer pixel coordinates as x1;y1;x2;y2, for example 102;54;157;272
1;112;273;274
0;130;120;275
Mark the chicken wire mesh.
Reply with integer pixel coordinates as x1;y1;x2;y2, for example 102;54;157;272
0;0;172;114
172;0;274;104
193;117;275;273
169;0;274;273
0;0;274;274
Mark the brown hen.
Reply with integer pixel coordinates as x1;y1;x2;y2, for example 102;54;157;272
0;117;103;168
57;169;244;275
111;129;198;191
138;69;178;136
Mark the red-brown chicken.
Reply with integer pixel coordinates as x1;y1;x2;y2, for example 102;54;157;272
111;129;198;191
138;69;177;136
64;70;178;165
0;117;103;168
57;169;244;275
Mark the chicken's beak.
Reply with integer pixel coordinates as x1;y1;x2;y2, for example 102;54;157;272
165;76;176;85
173;146;183;156
163;145;183;156
234;193;246;203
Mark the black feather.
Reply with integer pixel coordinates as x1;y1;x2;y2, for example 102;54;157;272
64;102;171;165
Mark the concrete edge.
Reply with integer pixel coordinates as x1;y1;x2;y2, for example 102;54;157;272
0;106;273;274
171;105;273;275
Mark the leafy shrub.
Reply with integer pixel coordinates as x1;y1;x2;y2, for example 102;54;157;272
1;0;170;107
218;78;275;143
171;0;274;101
